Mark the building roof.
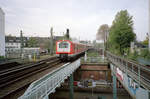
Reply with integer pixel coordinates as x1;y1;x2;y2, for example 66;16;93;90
5;36;27;43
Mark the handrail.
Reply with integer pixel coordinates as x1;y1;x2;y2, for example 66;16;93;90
106;51;150;90
18;59;81;99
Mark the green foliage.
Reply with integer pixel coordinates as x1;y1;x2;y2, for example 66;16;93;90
27;37;38;47
127;49;150;61
108;10;136;55
127;51;138;61
142;35;149;46
140;49;150;59
142;40;148;46
0;56;5;59
87;51;99;57
43;40;50;49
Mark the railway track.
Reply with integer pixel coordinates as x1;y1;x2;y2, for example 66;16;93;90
0;56;65;99
0;61;21;71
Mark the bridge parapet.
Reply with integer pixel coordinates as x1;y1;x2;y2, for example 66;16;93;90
106;51;150;90
106;51;150;99
19;59;80;99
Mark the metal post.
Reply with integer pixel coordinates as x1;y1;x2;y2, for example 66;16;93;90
43;95;49;99
50;27;53;55
106;71;108;81
113;73;117;99
69;74;74;99
125;62;128;74
66;28;70;40
103;44;105;59
84;51;87;62
131;64;133;72
92;87;93;97
20;30;23;58
138;65;141;86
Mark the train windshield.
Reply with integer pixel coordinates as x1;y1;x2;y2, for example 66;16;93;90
59;41;68;48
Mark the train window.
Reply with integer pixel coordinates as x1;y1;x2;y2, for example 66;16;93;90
59;42;68;48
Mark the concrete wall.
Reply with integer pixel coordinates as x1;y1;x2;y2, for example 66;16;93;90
76;65;111;81
0;8;5;56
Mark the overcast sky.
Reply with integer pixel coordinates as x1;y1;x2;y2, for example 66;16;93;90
0;0;148;41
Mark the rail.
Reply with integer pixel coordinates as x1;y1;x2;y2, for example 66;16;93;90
0;56;60;98
0;56;58;88
106;51;150;90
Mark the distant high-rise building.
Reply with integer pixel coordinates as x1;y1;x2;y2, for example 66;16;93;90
0;8;5;56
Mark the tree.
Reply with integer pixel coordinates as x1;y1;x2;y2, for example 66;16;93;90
96;24;109;50
96;24;109;41
27;37;38;47
108;10;136;55
142;33;149;46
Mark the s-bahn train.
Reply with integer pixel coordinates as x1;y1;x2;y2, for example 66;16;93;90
56;40;90;61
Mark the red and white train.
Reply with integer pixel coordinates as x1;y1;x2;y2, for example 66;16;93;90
56;40;90;61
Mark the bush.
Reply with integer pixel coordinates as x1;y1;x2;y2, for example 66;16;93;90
127;51;138;61
140;49;150;60
87;51;99;57
0;56;5;59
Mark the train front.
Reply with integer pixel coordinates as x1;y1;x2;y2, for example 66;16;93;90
56;40;72;61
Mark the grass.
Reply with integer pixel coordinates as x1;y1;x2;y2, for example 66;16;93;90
87;51;100;57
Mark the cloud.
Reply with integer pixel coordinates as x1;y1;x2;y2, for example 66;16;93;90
0;0;148;41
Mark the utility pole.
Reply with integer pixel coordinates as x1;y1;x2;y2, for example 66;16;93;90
20;30;23;58
105;29;109;50
50;27;53;55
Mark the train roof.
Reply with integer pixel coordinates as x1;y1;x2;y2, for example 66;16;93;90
56;40;91;46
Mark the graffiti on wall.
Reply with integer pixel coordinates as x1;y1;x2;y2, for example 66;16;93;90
128;77;139;95
116;68;123;81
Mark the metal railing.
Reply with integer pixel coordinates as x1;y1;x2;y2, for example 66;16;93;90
19;59;81;99
106;51;150;90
